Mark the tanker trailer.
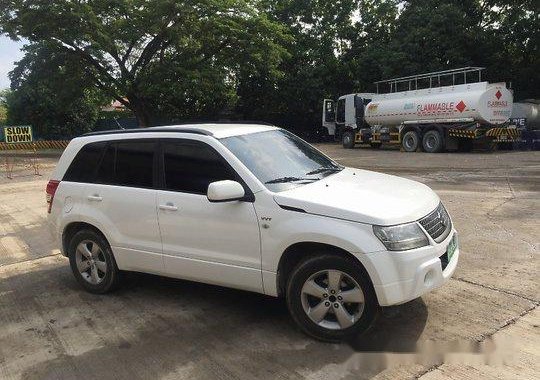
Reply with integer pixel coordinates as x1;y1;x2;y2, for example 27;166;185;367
321;67;514;152
510;100;540;150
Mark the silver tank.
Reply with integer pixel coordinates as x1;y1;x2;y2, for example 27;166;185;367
512;101;540;130
364;82;513;127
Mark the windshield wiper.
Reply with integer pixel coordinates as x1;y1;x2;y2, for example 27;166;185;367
305;166;343;176
265;176;320;184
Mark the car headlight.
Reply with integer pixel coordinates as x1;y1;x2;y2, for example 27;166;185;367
373;223;429;251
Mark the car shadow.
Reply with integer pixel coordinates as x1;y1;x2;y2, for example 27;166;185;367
123;271;428;353
346;298;428;352
4;264;430;379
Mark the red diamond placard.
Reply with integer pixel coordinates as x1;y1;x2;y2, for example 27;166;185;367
495;90;502;99
456;100;466;113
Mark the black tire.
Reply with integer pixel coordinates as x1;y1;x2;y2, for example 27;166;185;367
315;127;332;142
422;130;444;153
342;130;355;149
68;229;121;294
402;131;419;152
286;254;379;342
370;142;382;149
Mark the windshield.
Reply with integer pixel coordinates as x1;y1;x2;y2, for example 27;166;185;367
220;129;343;192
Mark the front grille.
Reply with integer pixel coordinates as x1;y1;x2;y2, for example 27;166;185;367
419;203;452;243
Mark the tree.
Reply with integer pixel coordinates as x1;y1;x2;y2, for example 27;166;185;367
344;0;401;92
374;0;485;79
241;0;360;132
0;0;289;127
0;89;8;125
479;0;539;100
1;0;537;135
347;0;539;100
6;43;107;139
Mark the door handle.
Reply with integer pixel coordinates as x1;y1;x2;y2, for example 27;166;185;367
159;202;178;211
87;195;103;202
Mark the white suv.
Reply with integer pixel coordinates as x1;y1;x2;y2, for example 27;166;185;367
47;123;459;341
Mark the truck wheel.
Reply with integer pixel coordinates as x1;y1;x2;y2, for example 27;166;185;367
315;127;331;142
422;130;444;153
402;131;419;152
286;254;379;342
342;131;355;149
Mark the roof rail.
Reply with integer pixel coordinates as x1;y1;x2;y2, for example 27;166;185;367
82;121;276;137
374;67;486;94
83;127;213;137
167;120;276;127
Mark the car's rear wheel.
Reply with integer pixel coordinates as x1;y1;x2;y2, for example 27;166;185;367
286;254;378;342
68;229;121;294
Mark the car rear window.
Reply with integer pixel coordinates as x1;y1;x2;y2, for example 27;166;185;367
63;141;107;182
115;141;155;187
95;140;156;188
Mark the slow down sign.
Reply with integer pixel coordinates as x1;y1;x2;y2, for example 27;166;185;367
3;126;33;143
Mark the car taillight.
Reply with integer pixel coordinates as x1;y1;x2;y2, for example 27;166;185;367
46;180;60;213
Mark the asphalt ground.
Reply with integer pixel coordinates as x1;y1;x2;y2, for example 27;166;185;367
0;146;538;379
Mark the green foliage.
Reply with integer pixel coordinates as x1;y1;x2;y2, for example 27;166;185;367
237;0;360;128
248;0;538;132
0;0;290;127
479;0;540;99
0;89;8;125
0;0;538;136
6;44;107;139
385;1;482;72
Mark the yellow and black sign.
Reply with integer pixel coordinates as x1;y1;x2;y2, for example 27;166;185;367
3;126;33;143
486;127;521;138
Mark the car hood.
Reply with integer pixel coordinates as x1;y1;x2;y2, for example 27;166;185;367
273;168;439;225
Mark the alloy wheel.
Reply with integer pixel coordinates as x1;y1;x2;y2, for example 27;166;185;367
300;269;365;330
75;240;107;285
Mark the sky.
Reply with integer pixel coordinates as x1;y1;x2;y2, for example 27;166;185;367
0;35;26;90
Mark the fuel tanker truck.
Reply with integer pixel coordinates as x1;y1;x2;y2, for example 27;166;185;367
511;100;540;150
321;67;517;152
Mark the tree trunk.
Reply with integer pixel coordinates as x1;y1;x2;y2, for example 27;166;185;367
126;95;152;128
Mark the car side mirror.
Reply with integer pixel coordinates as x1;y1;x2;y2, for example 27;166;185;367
207;180;245;202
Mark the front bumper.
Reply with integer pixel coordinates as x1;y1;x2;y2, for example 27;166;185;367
364;230;459;306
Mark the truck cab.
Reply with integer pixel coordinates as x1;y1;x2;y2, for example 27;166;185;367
322;93;374;148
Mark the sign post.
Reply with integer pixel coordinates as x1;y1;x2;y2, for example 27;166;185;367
1;125;40;179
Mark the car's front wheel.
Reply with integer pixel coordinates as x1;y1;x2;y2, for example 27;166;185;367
286;254;378;342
